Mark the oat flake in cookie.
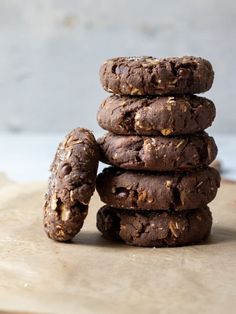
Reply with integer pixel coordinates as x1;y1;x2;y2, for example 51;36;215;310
43;128;99;241
100;56;214;95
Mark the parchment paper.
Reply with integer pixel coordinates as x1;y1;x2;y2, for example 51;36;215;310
0;173;235;314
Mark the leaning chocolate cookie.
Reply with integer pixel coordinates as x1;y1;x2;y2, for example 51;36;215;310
96;167;220;210
97;132;217;171
100;56;214;95
43;128;99;241
97;94;216;136
97;206;212;247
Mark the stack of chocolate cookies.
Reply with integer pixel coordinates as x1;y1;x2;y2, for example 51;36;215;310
96;56;220;247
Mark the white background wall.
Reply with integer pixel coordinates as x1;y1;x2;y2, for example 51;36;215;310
0;0;235;134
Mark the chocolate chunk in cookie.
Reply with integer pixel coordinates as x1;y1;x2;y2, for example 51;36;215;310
100;56;214;95
97;206;212;247
97;94;216;135
44;128;99;241
96;167;220;210
97;132;217;171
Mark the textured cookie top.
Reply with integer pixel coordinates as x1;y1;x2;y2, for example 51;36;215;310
100;56;214;95
43;127;99;241
47;128;99;208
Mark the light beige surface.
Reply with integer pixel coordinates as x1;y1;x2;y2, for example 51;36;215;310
0;173;236;314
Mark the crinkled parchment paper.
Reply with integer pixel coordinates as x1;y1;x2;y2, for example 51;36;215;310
0;173;235;314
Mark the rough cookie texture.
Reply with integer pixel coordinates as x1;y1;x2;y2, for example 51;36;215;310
97;94;216;136
97;206;212;247
96;167;220;210
97;132;217;171
44;128;99;241
100;56;214;95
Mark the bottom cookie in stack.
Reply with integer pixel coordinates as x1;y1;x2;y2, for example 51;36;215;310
97;206;212;247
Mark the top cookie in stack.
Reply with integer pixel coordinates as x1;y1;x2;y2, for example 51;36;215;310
96;56;220;247
99;56;214;96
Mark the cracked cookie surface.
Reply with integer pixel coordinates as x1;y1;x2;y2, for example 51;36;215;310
97;205;212;247
44;128;99;241
97;132;217;171
97;94;216;136
100;56;214;95
96;167;220;210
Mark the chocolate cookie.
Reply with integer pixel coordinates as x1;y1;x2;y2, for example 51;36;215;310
97;206;212;247
97;94;216;136
44;128;99;241
97;132;217;171
100;56;214;95
96;167;220;210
